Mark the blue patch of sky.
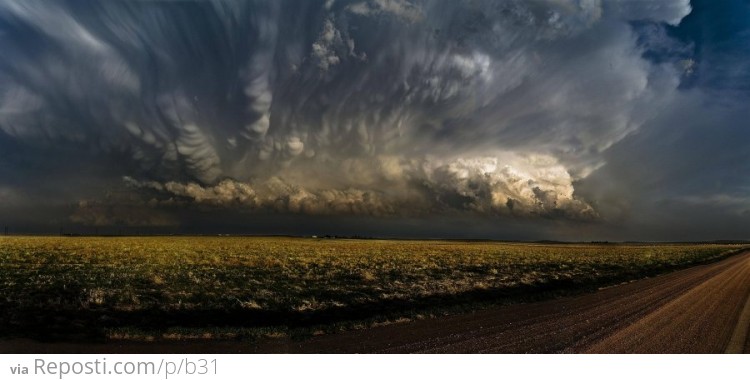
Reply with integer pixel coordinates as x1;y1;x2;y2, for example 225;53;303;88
639;0;750;93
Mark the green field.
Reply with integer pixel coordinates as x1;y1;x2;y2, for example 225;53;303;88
0;236;746;341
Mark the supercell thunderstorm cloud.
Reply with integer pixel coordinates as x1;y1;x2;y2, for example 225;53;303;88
0;0;749;240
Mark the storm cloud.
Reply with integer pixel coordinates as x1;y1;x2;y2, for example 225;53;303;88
0;0;747;239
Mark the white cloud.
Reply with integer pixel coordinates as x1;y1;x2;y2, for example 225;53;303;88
125;152;595;220
311;18;343;71
607;0;692;26
347;0;423;22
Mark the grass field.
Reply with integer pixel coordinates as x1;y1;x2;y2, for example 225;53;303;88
0;236;746;342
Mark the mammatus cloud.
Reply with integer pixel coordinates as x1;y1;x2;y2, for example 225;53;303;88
0;0;701;230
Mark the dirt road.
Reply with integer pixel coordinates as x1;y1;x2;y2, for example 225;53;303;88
258;250;750;353
3;250;750;353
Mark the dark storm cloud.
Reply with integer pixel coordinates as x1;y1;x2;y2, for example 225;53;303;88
568;0;750;241
2;0;746;239
574;91;750;241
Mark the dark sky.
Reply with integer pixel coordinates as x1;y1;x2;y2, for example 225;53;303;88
0;0;748;240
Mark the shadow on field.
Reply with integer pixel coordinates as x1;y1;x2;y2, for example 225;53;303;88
0;260;720;343
0;281;569;342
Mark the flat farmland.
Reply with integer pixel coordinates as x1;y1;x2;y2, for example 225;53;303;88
0;236;745;343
